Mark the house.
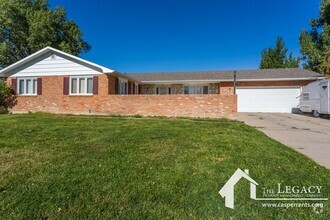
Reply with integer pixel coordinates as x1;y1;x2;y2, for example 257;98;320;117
0;47;324;117
219;169;258;209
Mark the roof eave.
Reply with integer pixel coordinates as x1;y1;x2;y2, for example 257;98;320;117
220;77;325;82
105;71;141;83
138;77;325;84
0;46;114;76
0;47;50;76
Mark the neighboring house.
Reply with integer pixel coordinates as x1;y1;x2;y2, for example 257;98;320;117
0;47;324;117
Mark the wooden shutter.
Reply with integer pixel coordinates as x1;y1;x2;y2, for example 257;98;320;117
37;78;42;95
115;77;119;94
11;78;17;94
133;83;136;94
93;76;98;95
63;77;69;95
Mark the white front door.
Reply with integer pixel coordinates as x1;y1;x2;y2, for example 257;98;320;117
237;87;301;113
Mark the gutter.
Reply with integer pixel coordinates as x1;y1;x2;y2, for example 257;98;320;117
137;77;325;84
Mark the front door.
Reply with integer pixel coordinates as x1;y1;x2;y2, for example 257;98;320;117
320;82;329;114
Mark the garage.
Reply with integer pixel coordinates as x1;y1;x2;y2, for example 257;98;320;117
237;87;302;113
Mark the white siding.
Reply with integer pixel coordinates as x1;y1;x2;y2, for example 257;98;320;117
6;53;103;77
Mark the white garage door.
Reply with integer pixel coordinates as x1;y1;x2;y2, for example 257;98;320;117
237;87;301;113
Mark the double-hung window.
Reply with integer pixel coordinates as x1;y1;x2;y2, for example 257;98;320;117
184;85;208;94
17;78;37;95
70;76;93;95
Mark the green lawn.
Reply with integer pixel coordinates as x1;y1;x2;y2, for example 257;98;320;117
0;114;329;219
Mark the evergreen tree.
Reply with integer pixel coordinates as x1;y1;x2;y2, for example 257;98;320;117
260;37;299;69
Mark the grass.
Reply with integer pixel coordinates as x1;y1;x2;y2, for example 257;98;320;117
0;113;329;219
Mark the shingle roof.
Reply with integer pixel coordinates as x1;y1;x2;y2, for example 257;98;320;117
128;68;323;82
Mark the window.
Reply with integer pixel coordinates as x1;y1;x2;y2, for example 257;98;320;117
302;93;310;100
70;76;93;95
118;79;128;94
184;86;189;94
17;78;37;95
156;86;170;95
203;86;208;94
184;86;208;94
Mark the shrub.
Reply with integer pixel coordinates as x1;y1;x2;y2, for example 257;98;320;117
0;106;8;114
0;81;17;114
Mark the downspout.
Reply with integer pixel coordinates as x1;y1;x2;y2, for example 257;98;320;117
233;71;237;94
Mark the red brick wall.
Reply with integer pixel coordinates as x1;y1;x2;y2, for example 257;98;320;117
6;75;237;117
105;95;237;117
6;75;313;117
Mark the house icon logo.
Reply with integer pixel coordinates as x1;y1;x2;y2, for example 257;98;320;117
219;168;258;209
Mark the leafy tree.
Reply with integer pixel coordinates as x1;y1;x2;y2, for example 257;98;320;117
0;80;16;113
0;0;91;69
299;0;330;75
260;37;299;69
321;51;330;75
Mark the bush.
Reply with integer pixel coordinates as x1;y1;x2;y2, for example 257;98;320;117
0;106;8;114
0;81;17;114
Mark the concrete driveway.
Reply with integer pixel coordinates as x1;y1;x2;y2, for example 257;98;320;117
237;113;330;169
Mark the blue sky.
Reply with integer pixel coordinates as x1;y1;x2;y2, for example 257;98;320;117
48;0;320;73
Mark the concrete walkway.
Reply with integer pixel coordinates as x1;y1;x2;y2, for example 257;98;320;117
237;113;330;169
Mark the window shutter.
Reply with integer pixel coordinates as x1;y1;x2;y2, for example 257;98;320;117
133;84;136;94
37;78;42;95
93;76;98;95
11;78;17;94
115;77;119;94
63;77;69;95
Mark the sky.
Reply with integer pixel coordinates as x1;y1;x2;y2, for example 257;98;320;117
48;0;320;73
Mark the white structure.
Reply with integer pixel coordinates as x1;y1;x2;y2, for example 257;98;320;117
219;168;258;209
0;46;113;78
300;80;330;117
237;87;302;113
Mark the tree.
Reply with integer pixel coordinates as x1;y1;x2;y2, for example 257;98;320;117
321;51;330;76
260;37;299;69
0;0;91;69
299;0;330;75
